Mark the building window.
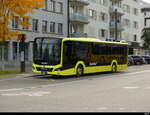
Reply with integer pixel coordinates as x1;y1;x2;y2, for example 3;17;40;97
100;29;107;38
133;8;138;16
44;0;48;10
134;34;137;42
100;12;108;22
0;42;8;61
58;23;63;34
123;4;130;14
123;19;130;28
42;20;48;32
133;21;138;29
32;19;39;31
71;24;77;34
50;22;55;33
58;2;63;13
22;18;29;30
99;0;107;6
12;16;19;29
50;0;56;12
89;9;97;20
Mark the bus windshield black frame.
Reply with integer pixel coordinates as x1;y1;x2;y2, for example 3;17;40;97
33;37;62;66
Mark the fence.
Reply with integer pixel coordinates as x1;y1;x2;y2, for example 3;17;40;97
0;60;32;73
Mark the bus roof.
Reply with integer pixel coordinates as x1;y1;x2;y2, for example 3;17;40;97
63;37;128;45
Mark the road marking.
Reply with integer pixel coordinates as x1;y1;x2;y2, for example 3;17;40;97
0;70;150;93
1;91;51;97
0;88;25;92
0;80;84;92
144;87;150;90
123;86;139;89
96;107;107;110
119;108;125;110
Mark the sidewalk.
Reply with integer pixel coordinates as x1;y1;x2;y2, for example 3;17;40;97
0;73;34;79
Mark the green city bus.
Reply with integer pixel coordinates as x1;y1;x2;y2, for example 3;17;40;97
32;37;128;76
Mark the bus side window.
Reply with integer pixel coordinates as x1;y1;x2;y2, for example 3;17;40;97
63;42;72;63
92;43;101;55
75;42;88;59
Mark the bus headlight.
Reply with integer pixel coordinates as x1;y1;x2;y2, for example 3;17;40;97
54;68;61;72
33;66;36;70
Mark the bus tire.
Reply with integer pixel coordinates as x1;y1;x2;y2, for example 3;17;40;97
76;65;84;77
112;64;117;73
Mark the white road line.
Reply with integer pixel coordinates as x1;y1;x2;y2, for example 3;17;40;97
0;88;24;92
119;108;125;110
0;80;84;92
1;91;51;97
96;107;108;110
123;86;139;89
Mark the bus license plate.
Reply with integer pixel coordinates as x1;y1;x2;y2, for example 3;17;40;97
41;71;47;75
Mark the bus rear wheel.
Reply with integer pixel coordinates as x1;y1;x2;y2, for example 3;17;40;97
112;64;117;73
76;65;84;77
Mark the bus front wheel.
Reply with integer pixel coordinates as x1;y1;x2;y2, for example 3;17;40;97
112;64;117;73
76;65;84;77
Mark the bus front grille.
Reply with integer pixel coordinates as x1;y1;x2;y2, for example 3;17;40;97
36;67;53;72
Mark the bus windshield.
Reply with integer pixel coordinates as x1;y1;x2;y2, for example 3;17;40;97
33;37;62;65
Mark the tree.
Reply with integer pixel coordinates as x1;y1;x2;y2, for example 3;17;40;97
141;28;150;49
0;0;44;71
0;0;44;41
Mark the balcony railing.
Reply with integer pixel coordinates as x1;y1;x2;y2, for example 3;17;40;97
70;13;89;24
70;33;88;38
69;0;89;6
110;21;124;31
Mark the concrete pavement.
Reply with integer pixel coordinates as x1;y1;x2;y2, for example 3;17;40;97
0;65;150;112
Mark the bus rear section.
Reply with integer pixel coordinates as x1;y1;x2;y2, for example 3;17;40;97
62;39;128;76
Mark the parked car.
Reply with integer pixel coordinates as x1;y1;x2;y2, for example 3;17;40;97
128;55;134;66
130;55;146;65
141;56;150;64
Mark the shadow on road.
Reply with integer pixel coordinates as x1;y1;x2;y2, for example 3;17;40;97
25;70;128;81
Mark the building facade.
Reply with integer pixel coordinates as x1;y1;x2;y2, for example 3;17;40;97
69;0;143;55
0;0;146;71
0;0;68;71
140;1;150;55
0;0;68;62
122;0;142;55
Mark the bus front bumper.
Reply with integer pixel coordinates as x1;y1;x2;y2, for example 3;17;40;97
32;68;61;75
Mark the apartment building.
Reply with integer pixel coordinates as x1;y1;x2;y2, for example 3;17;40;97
69;0;143;55
140;1;150;55
69;0;110;40
0;0;68;64
122;0;142;55
141;1;150;28
69;0;89;37
85;0;110;41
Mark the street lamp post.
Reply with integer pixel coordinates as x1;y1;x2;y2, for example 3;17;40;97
67;0;70;37
115;9;118;41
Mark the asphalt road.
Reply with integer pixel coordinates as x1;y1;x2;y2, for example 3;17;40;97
0;65;150;112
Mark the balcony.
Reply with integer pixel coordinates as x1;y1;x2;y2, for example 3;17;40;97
109;6;124;16
70;33;88;38
70;13;89;24
110;0;123;1
110;21;124;31
69;0;89;6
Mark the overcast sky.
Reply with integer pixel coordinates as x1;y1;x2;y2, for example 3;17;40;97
142;0;150;3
